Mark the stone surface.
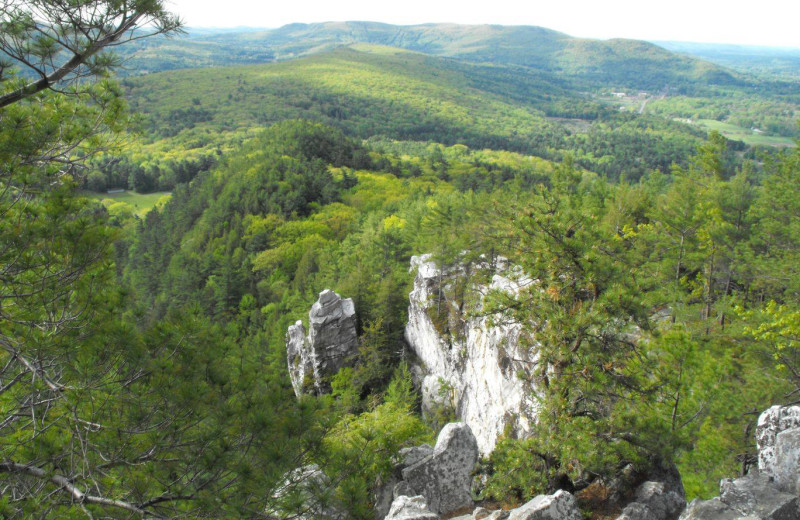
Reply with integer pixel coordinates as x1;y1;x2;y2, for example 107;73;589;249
405;254;539;455
773;428;800;496
394;481;417;499
756;405;800;494
719;473;799;520
676;471;799;520
286;320;312;397
400;444;434;467
617;479;686;520
473;506;491;519
384;495;440;520
401;423;479;515
507;490;582;520
485;512;510;520
286;289;359;396
618;502;656;520
374;475;401;520
678;498;752;520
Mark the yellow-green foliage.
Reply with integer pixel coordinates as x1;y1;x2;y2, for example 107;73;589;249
93;191;172;217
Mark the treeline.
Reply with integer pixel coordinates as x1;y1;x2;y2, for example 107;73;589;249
85;152;219;193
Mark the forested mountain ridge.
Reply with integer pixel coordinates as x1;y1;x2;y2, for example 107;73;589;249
123;21;741;90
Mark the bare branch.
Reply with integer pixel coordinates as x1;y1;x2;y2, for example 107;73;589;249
0;0;183;108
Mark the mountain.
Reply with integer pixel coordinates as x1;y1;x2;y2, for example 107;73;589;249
120;21;741;90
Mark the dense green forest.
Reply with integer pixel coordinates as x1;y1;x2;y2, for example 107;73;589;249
120;22;741;91
2;2;800;518
82;34;798;198
92;46;718;193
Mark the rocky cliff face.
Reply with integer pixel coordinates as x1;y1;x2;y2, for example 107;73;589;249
404;254;539;455
286;289;359;397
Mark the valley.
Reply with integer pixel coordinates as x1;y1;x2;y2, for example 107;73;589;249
2;5;800;519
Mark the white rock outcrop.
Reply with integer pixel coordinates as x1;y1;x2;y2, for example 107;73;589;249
384;495;440;520
617;476;686;520
286;289;359;397
756;404;800;495
404;254;539;455
401;423;479;515
508;490;582;520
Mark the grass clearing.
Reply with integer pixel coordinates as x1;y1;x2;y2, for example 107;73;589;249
85;190;171;217
697;119;796;147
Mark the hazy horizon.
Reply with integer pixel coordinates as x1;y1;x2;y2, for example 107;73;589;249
179;22;800;51
165;0;800;48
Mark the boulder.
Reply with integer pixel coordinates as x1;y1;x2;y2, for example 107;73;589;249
507;490;582;520
756;405;800;494
772;428;800;496
401;423;480;515
384;495;440;520
719;473;799;520
677;472;798;520
618;502;657;520
678;498;751;520
617;479;686;520
405;254;539;455
286;289;359;396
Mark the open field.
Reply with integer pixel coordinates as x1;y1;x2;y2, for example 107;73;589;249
85;190;172;217
697;119;796;147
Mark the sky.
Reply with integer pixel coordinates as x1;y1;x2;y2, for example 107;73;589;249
166;0;800;48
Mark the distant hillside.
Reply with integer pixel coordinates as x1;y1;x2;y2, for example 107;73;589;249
655;41;800;79
123;45;704;180
120;22;741;91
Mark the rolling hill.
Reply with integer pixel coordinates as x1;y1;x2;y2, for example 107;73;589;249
121;22;741;91
655;40;800;79
123;45;705;180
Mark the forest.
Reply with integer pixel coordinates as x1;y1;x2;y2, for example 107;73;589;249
2;1;800;519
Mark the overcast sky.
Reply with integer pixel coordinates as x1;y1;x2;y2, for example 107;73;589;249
166;0;800;48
